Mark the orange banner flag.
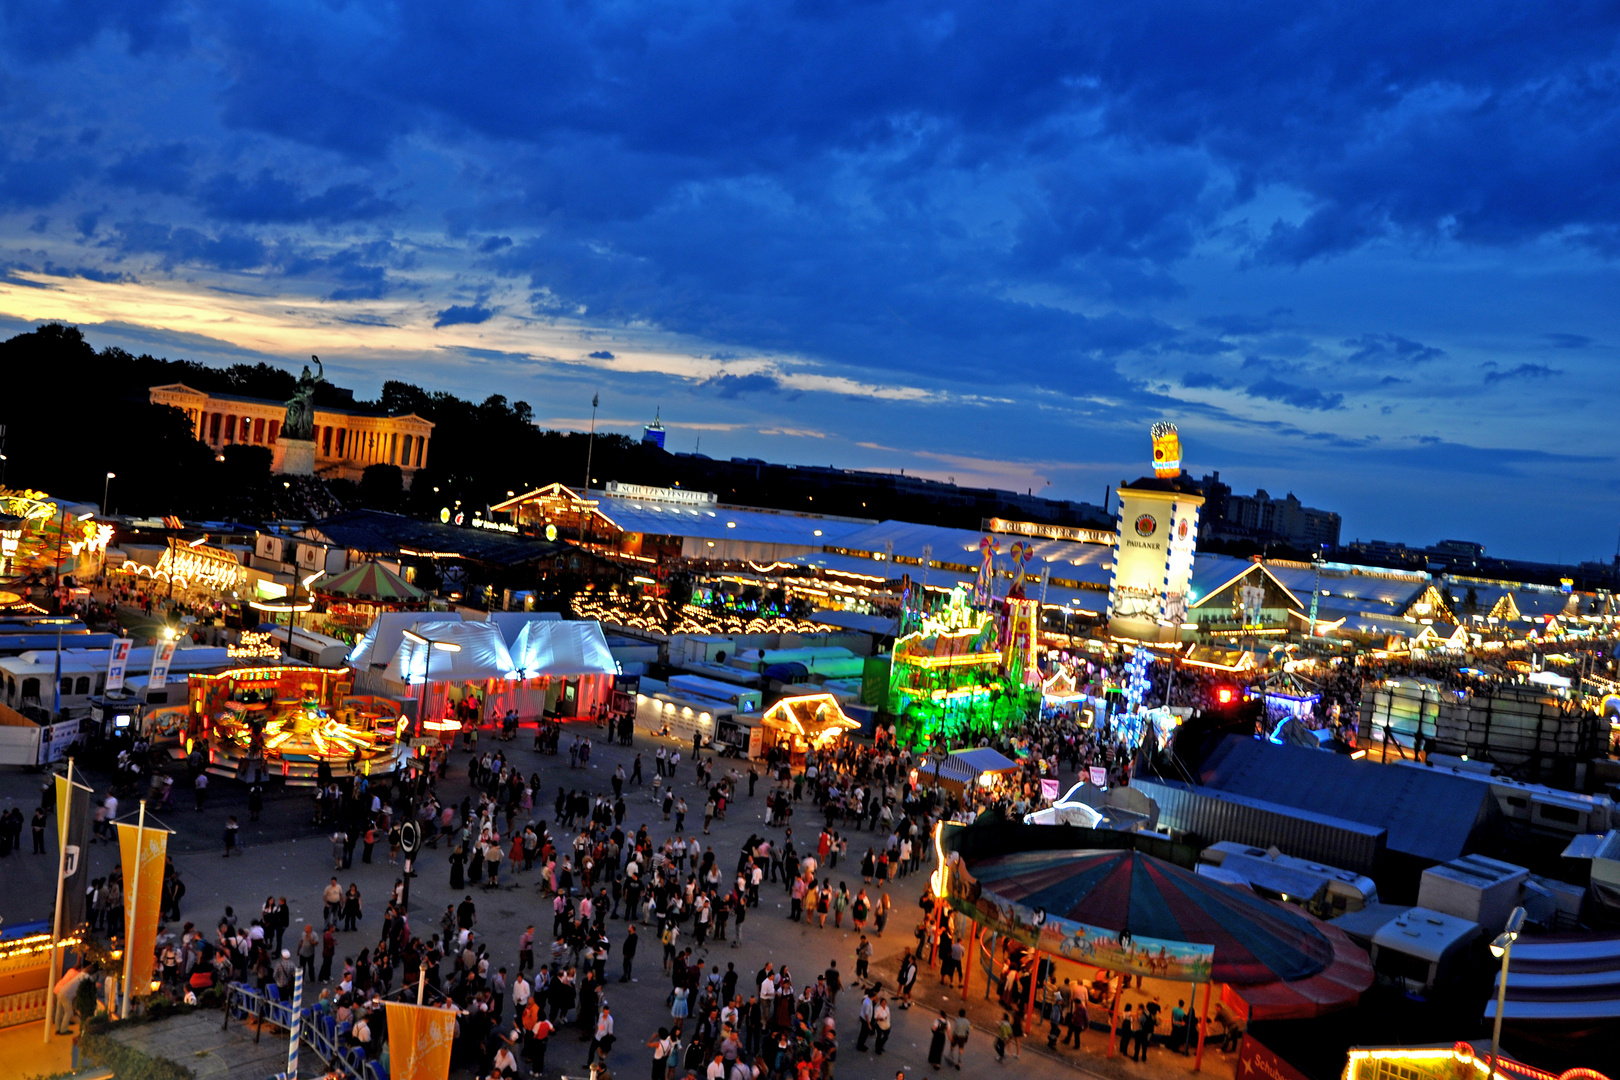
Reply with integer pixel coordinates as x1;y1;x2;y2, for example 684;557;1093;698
117;822;167;994
385;1001;457;1080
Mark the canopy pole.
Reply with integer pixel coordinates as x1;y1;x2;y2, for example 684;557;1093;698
1025;950;1040;1025
1194;982;1211;1072
960;922;976;996
1106;974;1122;1058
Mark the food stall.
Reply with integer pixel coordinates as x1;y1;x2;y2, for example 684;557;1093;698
757;691;859;764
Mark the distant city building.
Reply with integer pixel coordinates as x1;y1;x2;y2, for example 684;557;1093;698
150;383;435;489
1197;472;1341;550
642;410;667;449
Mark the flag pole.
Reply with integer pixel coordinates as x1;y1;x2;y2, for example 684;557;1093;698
418;965;426;1005
120;799;147;1020
44;756;74;1045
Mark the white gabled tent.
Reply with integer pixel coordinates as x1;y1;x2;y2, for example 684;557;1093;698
511;620;616;678
349;610;464;670
383;620;519;684
361;615;618;724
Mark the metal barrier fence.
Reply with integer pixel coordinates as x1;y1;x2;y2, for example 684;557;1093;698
224;982;383;1080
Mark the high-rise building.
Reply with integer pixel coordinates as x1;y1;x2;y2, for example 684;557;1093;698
642;409;666;450
1196;473;1340;549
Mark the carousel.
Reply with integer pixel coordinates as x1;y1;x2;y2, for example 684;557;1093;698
929;821;1372;1068
187;664;407;781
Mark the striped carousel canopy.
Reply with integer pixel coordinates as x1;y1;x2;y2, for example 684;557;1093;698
964;847;1368;999
319;561;425;602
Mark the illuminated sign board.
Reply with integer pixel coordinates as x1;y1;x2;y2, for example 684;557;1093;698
1151;421;1181;478
604;481;718;507
984;518;1113;546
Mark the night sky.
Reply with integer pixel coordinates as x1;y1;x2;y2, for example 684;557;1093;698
1;2;1617;560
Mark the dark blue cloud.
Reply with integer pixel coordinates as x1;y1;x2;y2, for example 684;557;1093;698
1483;363;1562;384
199;170;399;224
1545;332;1591;349
434;304;495;328
700;373;786;398
1244;378;1344;411
111;221;267;270
1342;333;1446;365
587;350;615;360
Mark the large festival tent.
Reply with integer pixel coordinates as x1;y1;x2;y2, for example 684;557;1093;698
367;615;617;722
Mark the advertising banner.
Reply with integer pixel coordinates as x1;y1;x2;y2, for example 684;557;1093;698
146;640;177;698
55;773;92;928
385;1001;457;1080
37;719;81;766
105;638;133;694
1238;1035;1312;1080
118;822;168;991
940;850;1214;983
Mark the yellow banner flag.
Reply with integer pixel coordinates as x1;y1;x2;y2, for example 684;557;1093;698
117;822;167;993
385;1001;457;1080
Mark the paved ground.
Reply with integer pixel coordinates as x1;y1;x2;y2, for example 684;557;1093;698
105;1008;323;1078
0;723;1235;1080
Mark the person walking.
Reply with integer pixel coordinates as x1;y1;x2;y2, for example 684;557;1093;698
873;995;893;1055
341;884;362;931
296;924;318;981
995;1013;1013;1062
928;1009;949;1070
319;925;337;982
621;924;638;982
223;816;239;857
193;771;208;811
947;1008;971;1070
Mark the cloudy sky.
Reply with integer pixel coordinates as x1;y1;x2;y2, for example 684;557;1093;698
2;1;1617;561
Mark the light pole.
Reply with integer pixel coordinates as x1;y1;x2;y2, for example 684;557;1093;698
51;506;94;718
102;472;115;518
401;629;460;741
580;393;598;545
1488;906;1527;1080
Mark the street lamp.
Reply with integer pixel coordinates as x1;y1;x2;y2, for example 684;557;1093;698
51;506;94;718
102;472;115;517
401;629;461;741
1487;906;1527;1080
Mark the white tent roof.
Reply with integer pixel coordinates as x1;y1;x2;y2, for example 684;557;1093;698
510;620;617;678
383;620;517;684
348;610;464;670
485;610;562;646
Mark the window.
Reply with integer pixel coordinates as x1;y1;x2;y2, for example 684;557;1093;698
402;434;413;466
268;420;280;443
225;415;237;442
1539;803;1581;825
390;432;399;464
61;677;72;698
415;437;425;467
209;413;222;441
21;678;39;700
322;426;333;456
336;429;346;457
253;417;266;443
74;676;90;695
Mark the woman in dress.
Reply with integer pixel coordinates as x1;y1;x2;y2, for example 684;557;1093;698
816;879;831;928
342;884;362;931
671;985;690;1019
861;849;876;884
467;841;485;884
928;1009;949;1069
449;846;465;890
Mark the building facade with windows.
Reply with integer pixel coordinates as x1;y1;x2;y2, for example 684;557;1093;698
149;384;435;488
